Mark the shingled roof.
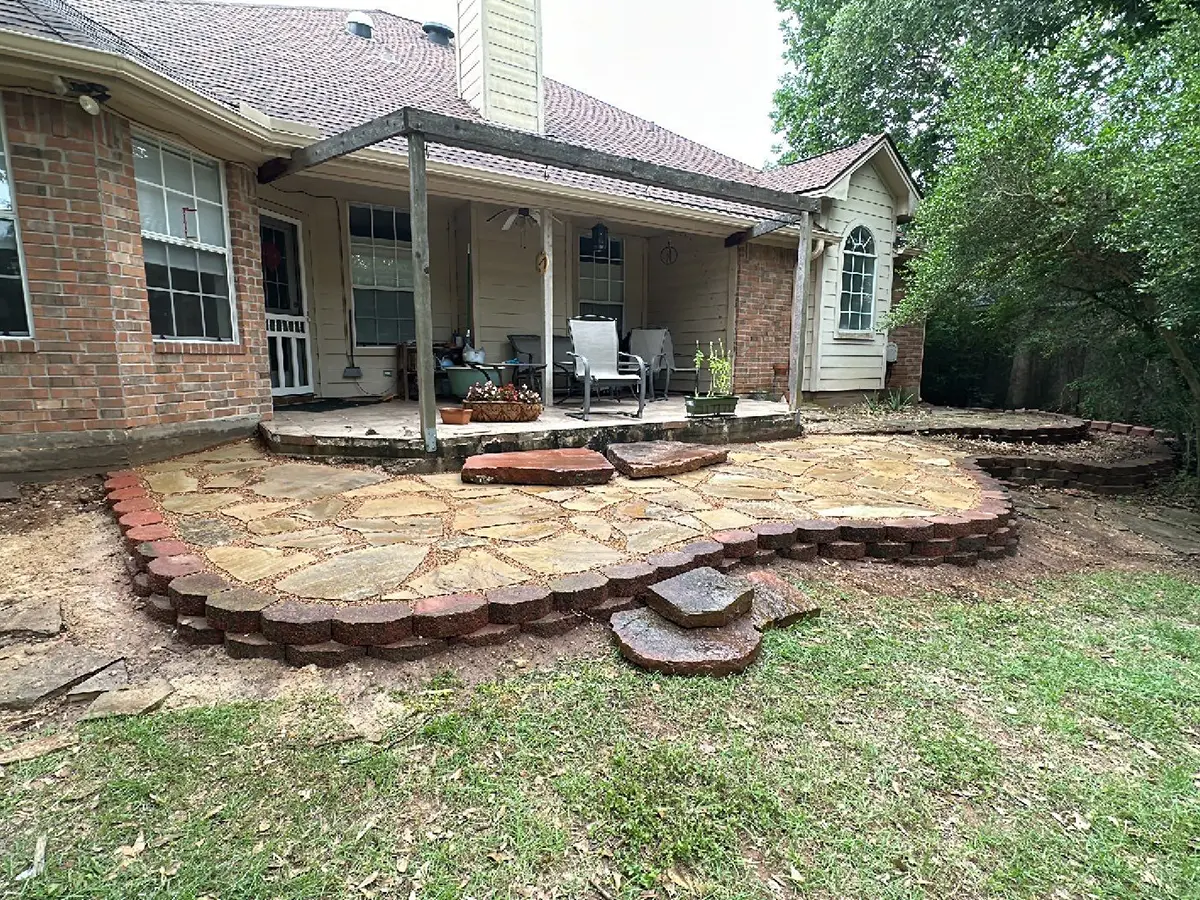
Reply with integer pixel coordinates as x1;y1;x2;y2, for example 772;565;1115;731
0;0;893;219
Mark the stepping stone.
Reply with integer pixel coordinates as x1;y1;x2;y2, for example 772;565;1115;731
610;607;762;676
497;534;626;575
276;544;429;602
743;570;820;631
252;527;352;552
645;567;754;628
469;521;563;542
221;501;294;522
461;449;616;486
82;678;173;720
252;463;387;501
66;661;129;703
0;599;62;640
176;517;243;547
0;481;19;502
606;442;728;478
145;471;198;494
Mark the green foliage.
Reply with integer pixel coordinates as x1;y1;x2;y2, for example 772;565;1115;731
694;340;734;397
862;388;917;413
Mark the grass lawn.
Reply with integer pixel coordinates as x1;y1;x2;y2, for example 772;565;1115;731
2;571;1198;899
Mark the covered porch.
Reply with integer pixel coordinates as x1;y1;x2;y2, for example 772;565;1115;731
259;396;798;466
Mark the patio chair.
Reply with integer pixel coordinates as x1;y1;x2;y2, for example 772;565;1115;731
507;333;576;400
566;316;646;420
629;327;699;400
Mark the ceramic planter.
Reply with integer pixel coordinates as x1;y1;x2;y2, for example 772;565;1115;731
439;407;473;425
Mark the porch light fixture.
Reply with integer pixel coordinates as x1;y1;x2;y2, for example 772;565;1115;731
590;222;609;255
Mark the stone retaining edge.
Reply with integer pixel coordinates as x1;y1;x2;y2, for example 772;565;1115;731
103;462;1023;669
968;450;1175;494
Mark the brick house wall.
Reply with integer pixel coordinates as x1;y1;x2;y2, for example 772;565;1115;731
732;242;794;395
884;262;925;396
0;92;271;471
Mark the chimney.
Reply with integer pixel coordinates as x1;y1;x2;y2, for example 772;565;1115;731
457;0;544;133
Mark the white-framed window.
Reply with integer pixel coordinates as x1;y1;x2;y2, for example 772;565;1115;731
838;225;876;333
133;134;236;341
578;233;624;334
0;99;31;338
349;203;414;346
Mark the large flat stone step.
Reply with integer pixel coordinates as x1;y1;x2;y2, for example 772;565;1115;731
461;449;615;486
605;441;728;478
645;566;753;628
610;607;762;676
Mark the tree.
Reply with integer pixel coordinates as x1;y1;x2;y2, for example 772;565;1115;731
771;0;1161;182
892;4;1200;473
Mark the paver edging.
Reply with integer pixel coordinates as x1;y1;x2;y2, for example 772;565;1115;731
968;449;1175;494
103;459;1023;669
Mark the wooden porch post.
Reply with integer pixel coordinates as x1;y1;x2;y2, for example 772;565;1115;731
540;208;554;407
788;211;813;413
408;132;438;452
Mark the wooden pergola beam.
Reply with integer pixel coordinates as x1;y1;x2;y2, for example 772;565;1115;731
724;214;805;248
258;107;819;217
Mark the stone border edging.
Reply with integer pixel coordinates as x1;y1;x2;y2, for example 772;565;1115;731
102;462;1020;669
968;450;1175;495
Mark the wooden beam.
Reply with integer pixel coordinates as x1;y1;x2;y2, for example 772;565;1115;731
408;131;438;452
787;211;813;413
724;214;804;248
260;107;820;217
541;209;554;407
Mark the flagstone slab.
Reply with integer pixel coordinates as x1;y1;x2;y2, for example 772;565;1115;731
83;678;173;720
246;516;310;536
699;482;779;501
207;547;314;582
406;550;528;597
253;463;388;501
451;494;562;531
277;544;429;601
175;517;243;547
0;646;121;710
694;508;759;531
222;501;294;522
296;498;348;521
357;496;448;518
145;471;199;494
746;458;819;478
189;443;266;462
342;479;431;498
610;607;762;676
337;518;411;534
497;534;627;575
0;599;62;640
606;442;728;478
616;520;701;554
561;495;615;513
66;660;129;703
614;500;688;521
202;459;273;475
378;515;444;542
569;515;613;542
646;567;754;628
461;448;616;486
652;488;714;513
253;527;352;552
205;473;254;489
469;521;564;542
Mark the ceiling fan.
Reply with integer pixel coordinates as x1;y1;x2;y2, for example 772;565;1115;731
487;206;541;231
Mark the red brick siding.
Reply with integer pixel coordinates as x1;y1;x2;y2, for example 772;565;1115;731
732;243;795;394
884;264;924;395
0;92;271;436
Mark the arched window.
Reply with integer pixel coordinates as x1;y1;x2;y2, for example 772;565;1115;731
838;226;876;332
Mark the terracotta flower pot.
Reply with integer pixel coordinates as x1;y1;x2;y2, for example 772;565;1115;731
439;406;473;425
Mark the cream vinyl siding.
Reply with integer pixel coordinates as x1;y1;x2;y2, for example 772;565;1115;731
257;183;459;398
457;0;543;133
646;234;732;365
811;162;896;392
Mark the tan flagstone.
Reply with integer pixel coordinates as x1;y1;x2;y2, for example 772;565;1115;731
561;495;615;513
420;473;507;496
622;478;675;494
202;459;273;475
356;496;448;518
468;521;564;542
406;549;529;597
145;471;199;494
252;527;353;552
341;479;430;498
613;501;684;521
803;466;860;482
221;501;294;522
205;473;253;489
699;483;777;501
918;458;953;467
668;469;713;487
920;490;976;510
746;458;819;478
206;546;314;582
161;492;240;514
337;518;409;534
497;535;626;575
452;494;562;531
616;520;700;554
351;516;443;542
726;451;768;464
188;442;266;462
694;508;758;530
295;498;348;521
245;516;310;536
569;515;613;542
276;544;429;601
381;588;420;601
860;458;917;477
652;488;713;512
252;463;388;501
671;514;706;531
855;474;910;491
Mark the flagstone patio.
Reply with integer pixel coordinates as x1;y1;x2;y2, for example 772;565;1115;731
132;434;986;605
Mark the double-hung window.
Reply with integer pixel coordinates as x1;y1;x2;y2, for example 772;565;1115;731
578;234;625;333
838;225;876;333
133;134;235;341
0;102;31;338
350;203;414;346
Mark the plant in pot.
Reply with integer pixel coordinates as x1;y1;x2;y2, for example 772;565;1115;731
686;341;738;417
462;380;544;423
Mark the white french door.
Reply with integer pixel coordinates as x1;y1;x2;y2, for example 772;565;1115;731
260;213;314;396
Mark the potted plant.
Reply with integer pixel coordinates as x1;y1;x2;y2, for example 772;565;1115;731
686;341;738;417
462;381;544;422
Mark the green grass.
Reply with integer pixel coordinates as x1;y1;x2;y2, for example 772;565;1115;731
2;572;1199;898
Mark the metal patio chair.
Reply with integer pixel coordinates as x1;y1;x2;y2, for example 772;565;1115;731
507;333;576;400
629;327;699;400
566;316;646;420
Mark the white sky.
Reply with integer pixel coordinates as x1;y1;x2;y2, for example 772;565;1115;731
255;0;790;168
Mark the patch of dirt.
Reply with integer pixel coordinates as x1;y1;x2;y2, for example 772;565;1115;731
803;403;1081;435
0;478;105;535
928;431;1164;463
